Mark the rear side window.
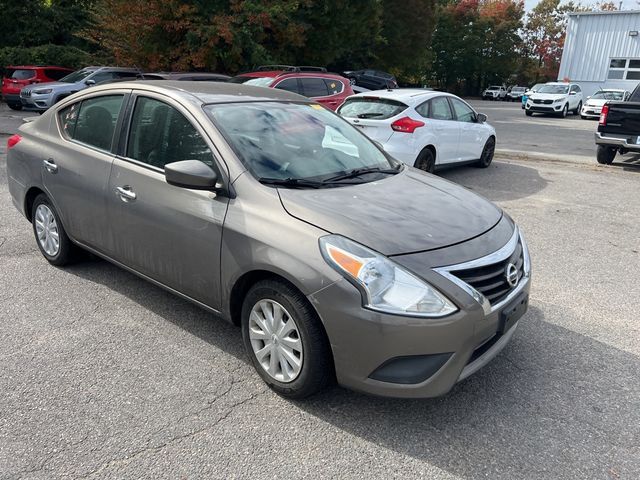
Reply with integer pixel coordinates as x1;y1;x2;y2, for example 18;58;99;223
9;69;35;80
62;95;124;151
338;97;407;119
324;79;343;95
127;96;214;169
44;69;69;81
428;97;454;121
274;78;300;93
300;78;329;97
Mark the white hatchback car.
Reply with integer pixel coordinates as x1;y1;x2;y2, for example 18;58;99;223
524;82;583;118
337;89;496;173
580;89;630;119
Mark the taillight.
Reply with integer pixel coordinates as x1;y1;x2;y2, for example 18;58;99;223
599;104;609;126
391;116;425;134
7;134;22;149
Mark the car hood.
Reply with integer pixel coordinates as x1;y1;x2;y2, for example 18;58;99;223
585;99;607;107
530;93;568;101
23;81;74;91
278;168;503;256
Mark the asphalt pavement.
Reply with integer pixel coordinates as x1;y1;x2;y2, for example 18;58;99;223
1;103;639;479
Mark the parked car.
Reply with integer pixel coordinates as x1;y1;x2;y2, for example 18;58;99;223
521;83;544;109
524;82;583;118
482;85;506;100
229;65;353;111
594;83;640;164
580;89;630;119
506;86;526;102
19;66;141;113
144;72;230;82
337;89;496;172
6;80;530;399
1;65;73;110
341;69;398;90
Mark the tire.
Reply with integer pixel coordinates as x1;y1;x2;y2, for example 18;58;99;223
348;77;356;86
31;194;78;266
525;110;532;117
574;101;582;115
580;115;587;120
241;279;333;399
558;104;568;118
414;148;436;173
596;145;616;165
7;103;22;111
476;137;495;168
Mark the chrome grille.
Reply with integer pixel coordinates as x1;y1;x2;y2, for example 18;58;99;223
533;99;552;105
449;241;524;305
21;89;31;98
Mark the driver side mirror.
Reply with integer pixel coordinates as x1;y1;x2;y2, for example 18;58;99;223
476;113;488;123
165;160;218;190
85;79;96;86
569;91;576;96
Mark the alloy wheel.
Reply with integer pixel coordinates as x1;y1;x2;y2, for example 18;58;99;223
34;204;60;256
249;299;303;383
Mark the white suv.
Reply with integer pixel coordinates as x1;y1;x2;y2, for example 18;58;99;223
524;82;583;118
337;89;497;173
482;85;506;100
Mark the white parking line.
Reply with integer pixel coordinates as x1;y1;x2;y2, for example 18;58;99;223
492;118;597;131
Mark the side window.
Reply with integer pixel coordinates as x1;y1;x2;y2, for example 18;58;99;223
450;98;476;123
126;97;215;170
300;78;329;98
89;72;116;84
274;78;300;93
70;95;124;150
324;79;343;95
570;85;578;93
58;102;81;139
45;69;69;81
428;97;453;121
415;101;429;118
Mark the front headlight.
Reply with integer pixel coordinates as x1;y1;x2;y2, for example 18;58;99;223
319;235;458;318
33;88;53;94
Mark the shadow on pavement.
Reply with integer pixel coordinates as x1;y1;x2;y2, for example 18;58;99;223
66;259;639;479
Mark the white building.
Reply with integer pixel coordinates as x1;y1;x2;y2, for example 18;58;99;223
559;10;640;98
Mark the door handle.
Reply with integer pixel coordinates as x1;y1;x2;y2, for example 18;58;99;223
115;186;137;201
43;158;58;174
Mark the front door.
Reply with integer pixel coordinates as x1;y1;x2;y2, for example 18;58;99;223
42;93;126;250
106;94;229;309
426;96;459;164
449;97;486;161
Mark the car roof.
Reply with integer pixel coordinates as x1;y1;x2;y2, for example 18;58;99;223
237;71;346;81
83;80;308;104
595;88;626;92
5;65;72;70
347;88;444;105
545;82;573;86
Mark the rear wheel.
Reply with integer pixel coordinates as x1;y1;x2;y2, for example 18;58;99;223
31;194;78;266
476;137;495;168
596;145;616;165
241;279;333;399
414;148;436;173
348;77;356;86
7;103;22;111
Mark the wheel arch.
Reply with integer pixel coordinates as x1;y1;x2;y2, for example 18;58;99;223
23;186;46;222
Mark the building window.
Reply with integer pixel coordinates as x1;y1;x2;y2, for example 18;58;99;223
608;58;640;80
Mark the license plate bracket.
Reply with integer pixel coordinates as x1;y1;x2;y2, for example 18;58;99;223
499;293;528;334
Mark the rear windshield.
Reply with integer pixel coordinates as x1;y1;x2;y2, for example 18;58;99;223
228;76;273;88
7;69;35;80
338;97;407;120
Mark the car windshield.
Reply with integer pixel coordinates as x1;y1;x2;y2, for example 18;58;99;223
530;84;543;92
205;102;395;184
8;69;35;80
538;84;570;94
338;97;407;119
488;86;500;90
59;69;94;83
228;76;274;88
512;87;525;92
592;91;624;100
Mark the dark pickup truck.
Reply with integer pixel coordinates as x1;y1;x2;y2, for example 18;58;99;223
595;83;640;164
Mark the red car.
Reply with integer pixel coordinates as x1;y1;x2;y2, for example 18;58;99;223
1;65;73;110
229;65;354;111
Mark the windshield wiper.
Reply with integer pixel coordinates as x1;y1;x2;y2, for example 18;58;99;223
323;165;401;182
259;177;326;189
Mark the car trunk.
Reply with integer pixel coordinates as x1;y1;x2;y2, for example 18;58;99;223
338;96;408;143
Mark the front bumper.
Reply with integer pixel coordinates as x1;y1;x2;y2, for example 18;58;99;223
3;93;21;105
20;92;55;111
595;132;640;152
525;102;563;113
309;228;531;398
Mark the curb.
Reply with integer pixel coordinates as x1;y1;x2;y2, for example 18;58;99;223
495;148;593;165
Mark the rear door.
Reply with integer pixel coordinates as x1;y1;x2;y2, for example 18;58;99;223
448;97;486;160
43;92;127;250
416;96;459;163
299;77;336;109
106;92;229;308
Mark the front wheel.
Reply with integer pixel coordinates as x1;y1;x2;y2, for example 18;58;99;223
241;279;333;399
476;137;495;168
525;110;533;117
574;101;582;115
596;145;616;165
558;104;568;118
31;194;78;266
